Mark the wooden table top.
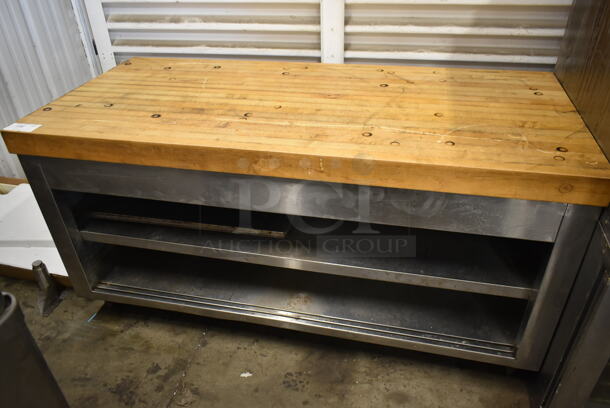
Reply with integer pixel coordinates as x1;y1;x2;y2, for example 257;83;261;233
3;57;610;206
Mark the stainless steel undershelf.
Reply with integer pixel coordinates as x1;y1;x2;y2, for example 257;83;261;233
92;247;526;362
81;218;545;300
19;156;601;370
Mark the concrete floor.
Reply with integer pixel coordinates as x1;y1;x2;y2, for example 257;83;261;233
2;276;531;408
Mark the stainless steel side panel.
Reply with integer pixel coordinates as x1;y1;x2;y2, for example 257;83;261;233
27;156;567;242
515;204;601;371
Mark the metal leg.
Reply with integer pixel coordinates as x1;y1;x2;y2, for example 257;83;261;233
545;271;610;407
32;260;63;317
516;204;600;370
530;209;610;407
20;158;92;295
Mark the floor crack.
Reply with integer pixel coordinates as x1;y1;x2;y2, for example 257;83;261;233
164;329;207;408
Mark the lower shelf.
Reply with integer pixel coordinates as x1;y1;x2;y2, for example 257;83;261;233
91;246;527;363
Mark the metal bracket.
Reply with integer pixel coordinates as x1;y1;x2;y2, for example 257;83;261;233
599;209;610;271
32;260;63;317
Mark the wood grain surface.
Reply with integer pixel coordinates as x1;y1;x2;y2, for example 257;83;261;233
3;57;610;206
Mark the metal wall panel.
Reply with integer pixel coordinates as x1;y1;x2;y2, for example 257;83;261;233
0;0;92;178
99;0;322;63
88;0;573;70
555;0;610;160
344;0;572;69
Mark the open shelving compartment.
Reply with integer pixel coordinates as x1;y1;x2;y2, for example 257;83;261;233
54;190;554;364
94;246;527;357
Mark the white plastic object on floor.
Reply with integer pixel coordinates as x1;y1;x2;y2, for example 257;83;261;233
0;184;67;277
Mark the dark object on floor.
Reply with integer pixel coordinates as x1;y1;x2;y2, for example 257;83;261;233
0;291;68;408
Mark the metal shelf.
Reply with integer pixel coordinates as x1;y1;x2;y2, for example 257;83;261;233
81;217;548;300
92;247;527;362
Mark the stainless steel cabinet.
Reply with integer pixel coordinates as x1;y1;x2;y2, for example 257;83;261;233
21;156;602;371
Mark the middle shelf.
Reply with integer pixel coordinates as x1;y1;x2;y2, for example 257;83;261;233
76;193;550;300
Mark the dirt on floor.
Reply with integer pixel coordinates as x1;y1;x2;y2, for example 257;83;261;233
1;276;531;408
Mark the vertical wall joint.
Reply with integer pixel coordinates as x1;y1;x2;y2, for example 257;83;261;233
320;0;345;63
84;0;115;72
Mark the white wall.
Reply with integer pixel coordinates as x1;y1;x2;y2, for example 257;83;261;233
0;0;93;178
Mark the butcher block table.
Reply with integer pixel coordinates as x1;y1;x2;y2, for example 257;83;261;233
3;57;610;370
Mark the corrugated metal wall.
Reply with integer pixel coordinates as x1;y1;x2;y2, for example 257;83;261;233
91;0;572;69
0;0;92;178
101;0;322;63
344;0;572;68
